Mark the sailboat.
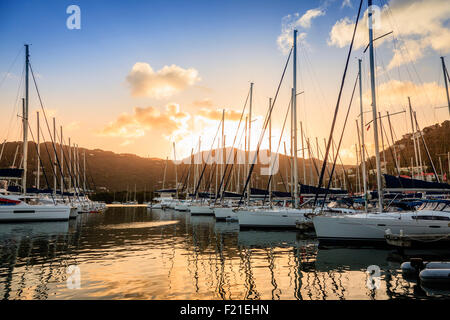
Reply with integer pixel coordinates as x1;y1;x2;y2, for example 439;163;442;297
312;0;450;244
236;30;314;229
0;45;71;222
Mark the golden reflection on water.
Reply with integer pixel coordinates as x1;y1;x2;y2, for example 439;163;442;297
0;207;449;300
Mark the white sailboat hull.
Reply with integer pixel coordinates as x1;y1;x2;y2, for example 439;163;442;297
0;204;71;222
174;203;189;211
214;207;237;221
237;208;312;229
313;211;450;244
190;205;214;215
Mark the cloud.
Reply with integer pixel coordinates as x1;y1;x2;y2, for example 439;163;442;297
192;98;214;108
126;62;200;98
277;8;325;54
361;79;447;110
197;108;242;121
341;0;352;8
328;0;450;69
298;9;325;28
100;103;190;140
66;121;81;131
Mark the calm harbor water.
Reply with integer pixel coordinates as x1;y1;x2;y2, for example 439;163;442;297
0;206;449;300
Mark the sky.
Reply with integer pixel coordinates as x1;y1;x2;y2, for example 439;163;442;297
0;0;449;164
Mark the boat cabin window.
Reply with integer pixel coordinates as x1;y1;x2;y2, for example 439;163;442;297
435;203;447;211
411;215;450;221
442;205;450;213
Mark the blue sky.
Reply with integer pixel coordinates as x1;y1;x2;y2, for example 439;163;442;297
0;0;448;162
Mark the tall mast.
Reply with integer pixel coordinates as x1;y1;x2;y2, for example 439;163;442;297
53;117;57;196
269;97;272;204
244;116;248;196
221;109;225;200
68;137;71;191
355;143;361;193
247;83;253;205
368;0;383;211
60;126;64;196
440;56;450;116
36;111;40;189
293;29;299;207
22;45;30;195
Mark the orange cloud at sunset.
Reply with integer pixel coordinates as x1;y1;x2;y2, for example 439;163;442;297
197;108;243;121
126;62;201;98
192;98;214;108
362;79;447;111
99;103;190;140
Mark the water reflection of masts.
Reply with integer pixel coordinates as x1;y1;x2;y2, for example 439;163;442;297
214;232;227;299
241;248;260;300
265;247;281;299
1;237;21;299
292;246;303;300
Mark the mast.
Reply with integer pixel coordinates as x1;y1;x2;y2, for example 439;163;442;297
83;150;86;192
269;97;272;204
60;126;64;196
283;141;290;194
247;83;253;205
53;117;57;196
440;56;450;116
236;143;240;194
36;111;40;189
408;97;420;179
216;139;219;196
308;138;313;185
355;143;361;193
386;111;400;173
162;156;167;189
244;116;248;196
68;137;71;191
173;142;178;199
221;109;225;200
368;0;383;211
300;121;306;185
414;111;424;177
293;29;299;207
22;45;29;195
74;144;78;195
76;144;80;194
378;112;387;174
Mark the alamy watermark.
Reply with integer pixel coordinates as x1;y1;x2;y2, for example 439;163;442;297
66;265;81;289
366;265;381;290
367;5;382;30
66;5;81;30
172;148;279;176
